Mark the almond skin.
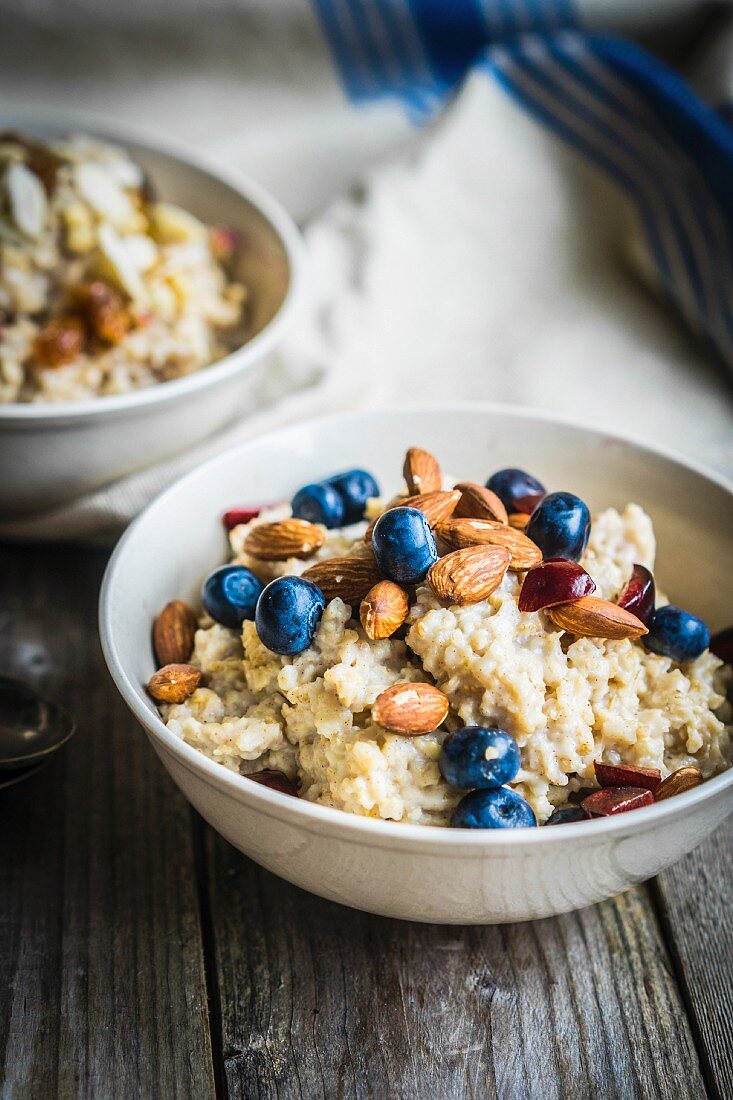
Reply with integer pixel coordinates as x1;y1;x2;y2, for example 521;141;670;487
547;596;648;640
436;519;541;569
302;555;382;603
427;545;510;605
404;447;442;495
147;663;202;704
153;599;197;666
243;518;326;561
453;481;508;525
360;580;409;640
654;765;703;801
372;681;449;735
364;490;460;542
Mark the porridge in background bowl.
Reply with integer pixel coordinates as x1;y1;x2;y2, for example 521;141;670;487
0;132;247;402
147;447;732;829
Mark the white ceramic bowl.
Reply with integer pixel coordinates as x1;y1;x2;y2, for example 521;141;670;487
0;115;305;517
100;406;733;924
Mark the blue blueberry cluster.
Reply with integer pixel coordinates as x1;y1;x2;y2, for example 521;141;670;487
526;491;591;562
255;576;326;655
292;468;379;528
371;507;438;585
202;565;263;628
440;726;536;829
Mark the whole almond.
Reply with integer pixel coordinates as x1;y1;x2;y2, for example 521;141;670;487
404;447;442;495
453;481;509;525
153;599;197;666
373;681;449;734
427;545;510;605
547;596;648;640
365;490;460;542
302;554;382;603
508;512;530;530
654;765;703;801
437;520;541;570
147;663;202;704
243;518;326;561
360;580;409;639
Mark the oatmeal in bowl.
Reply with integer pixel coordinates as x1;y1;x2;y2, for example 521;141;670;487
146;445;733;830
0;131;247;403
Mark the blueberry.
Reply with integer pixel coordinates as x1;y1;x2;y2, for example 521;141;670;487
202;565;263;628
486;468;545;513
451;787;536;829
291;482;345;528
328;468;380;524
440;726;520;790
525;491;591;562
255;576;326;655
645;605;710;663
371;506;438;585
545;805;588;826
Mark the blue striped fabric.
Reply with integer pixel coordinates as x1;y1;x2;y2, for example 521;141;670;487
310;0;733;367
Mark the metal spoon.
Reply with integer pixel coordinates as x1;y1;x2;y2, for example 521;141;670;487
0;676;76;780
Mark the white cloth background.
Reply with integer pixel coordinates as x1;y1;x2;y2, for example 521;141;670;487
0;0;731;541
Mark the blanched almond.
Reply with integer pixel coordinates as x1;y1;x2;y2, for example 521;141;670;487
547;596;648;640
364;490;460;541
404;447;442;495
147;663;201;704
360;580;409;639
427;545;510;605
453;481;508;524
153;599;197;666
302;555;382;603
243;518;325;561
373;682;449;734
654;765;703;801
438;520;541;570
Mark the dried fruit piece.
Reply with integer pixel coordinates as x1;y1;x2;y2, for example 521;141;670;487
33;316;85;368
453;482;509;525
508;512;530;530
364;490;460;541
302;555;382;603
373;682;449;735
654;765;703;801
403;447;442;495
581;786;654;816
243;519;326;561
427;545;510;606
78;280;130;344
594;762;661;793
223;506;265;530
518;559;596;612
617;563;655;626
247;769;299;796
710;627;733;664
547;596;648;640
147;663;201;704
360;580;409;640
153;600;197;666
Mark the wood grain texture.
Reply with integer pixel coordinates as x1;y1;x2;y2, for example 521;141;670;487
0;545;215;1100
653;818;733;1100
205;832;707;1100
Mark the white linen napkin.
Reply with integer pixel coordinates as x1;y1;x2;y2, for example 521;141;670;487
0;0;731;542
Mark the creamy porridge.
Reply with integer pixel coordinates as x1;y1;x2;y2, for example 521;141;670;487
0;132;246;402
148;451;732;828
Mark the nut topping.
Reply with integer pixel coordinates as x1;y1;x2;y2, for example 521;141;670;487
654;765;703;801
453;482;509;525
547;596;648;640
427;545;510;605
437;520;542;570
243;519;326;561
153;599;197;666
33;316;85;368
360;580;409;640
302;554;382;603
403;447;442;495
147;663;202;704
373;682;449;735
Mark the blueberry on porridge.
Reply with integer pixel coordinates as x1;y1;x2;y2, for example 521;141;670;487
146;448;732;829
0;132;247;402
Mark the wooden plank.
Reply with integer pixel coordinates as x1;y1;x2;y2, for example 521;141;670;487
204;830;707;1100
653;818;733;1100
0;544;215;1100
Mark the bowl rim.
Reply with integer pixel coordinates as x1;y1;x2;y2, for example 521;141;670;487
0;109;306;423
100;402;733;849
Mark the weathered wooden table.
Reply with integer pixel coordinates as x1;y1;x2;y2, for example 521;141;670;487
1;541;731;1099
